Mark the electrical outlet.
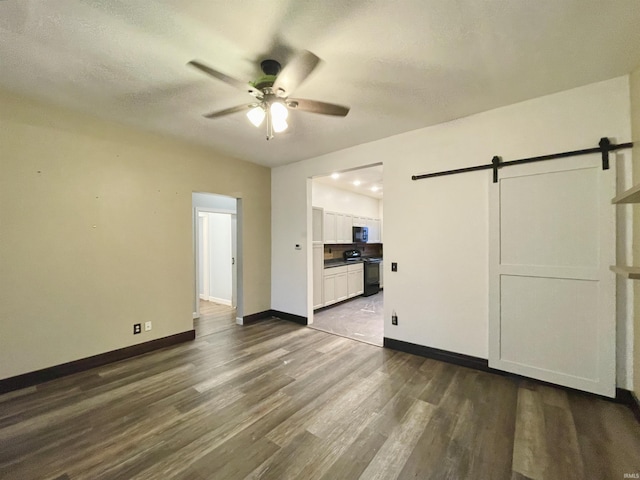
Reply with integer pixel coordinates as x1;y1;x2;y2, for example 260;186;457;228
133;323;141;334
392;313;398;325
145;321;152;332
391;262;398;272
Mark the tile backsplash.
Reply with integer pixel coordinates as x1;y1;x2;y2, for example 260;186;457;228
323;243;383;260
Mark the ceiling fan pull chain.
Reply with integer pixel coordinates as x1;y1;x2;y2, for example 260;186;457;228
266;108;273;141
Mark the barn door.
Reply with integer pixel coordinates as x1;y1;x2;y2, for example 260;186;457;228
489;154;616;397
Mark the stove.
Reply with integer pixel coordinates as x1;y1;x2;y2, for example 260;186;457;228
342;250;382;297
343;249;362;261
363;257;382;264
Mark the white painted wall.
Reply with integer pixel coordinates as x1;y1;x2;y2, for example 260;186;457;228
271;76;633;387
312;181;381;218
208;213;233;304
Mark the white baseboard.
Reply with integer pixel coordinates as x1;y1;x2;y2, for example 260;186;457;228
209;296;232;306
192;312;199;319
236;316;244;325
198;294;207;300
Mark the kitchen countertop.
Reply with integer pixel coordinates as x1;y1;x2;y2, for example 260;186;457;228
324;259;363;268
323;257;382;268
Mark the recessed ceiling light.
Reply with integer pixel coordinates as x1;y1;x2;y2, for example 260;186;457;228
371;186;379;192
353;180;361;186
331;173;340;179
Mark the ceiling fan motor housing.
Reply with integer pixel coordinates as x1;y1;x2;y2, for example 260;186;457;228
260;59;281;76
251;59;282;91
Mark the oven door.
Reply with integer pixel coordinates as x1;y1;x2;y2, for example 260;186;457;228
363;261;380;296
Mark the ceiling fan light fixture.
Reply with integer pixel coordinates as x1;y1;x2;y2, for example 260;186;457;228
270;102;288;122
247;106;266;127
272;118;288;133
270;101;289;133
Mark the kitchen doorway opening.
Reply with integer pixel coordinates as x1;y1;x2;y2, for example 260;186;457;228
308;164;384;346
192;192;241;337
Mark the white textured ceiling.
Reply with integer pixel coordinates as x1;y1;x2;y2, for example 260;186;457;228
2;1;640;167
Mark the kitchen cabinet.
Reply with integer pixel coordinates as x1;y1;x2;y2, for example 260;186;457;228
367;218;381;243
335;271;348;302
323;265;348;306
347;263;364;297
322;263;363;307
312;207;324;243
336;214;353;243
313;244;324;309
320;209;381;245
323;211;337;244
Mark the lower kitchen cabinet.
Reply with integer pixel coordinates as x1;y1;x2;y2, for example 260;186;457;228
313;244;324;309
323;265;348;306
322;263;363;307
347;263;364;297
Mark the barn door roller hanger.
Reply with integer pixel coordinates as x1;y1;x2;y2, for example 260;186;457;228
411;137;633;183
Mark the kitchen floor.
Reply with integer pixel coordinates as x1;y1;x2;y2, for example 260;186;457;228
310;291;384;346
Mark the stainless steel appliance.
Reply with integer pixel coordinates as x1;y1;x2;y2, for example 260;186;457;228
342;250;381;297
343;249;362;261
363;257;382;296
352;226;368;243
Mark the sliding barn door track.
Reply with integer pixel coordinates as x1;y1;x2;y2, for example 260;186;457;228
411;137;633;183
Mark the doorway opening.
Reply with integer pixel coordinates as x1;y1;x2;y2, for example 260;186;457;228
308;164;384;346
192;192;240;338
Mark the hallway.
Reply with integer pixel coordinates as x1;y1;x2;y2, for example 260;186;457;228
194;300;236;338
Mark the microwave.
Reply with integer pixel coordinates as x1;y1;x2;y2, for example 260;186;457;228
353;226;368;243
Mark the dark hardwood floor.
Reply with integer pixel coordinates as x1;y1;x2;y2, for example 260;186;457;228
0;304;639;479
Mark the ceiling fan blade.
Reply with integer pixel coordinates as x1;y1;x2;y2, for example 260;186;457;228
188;60;260;96
272;50;321;96
287;98;350;117
203;104;253;119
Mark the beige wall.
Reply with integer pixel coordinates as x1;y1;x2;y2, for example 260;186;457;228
0;89;271;380
631;67;640;398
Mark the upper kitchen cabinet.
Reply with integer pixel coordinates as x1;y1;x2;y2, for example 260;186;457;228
312;207;324;244
323;211;354;244
352;217;367;227
323;211;337;244
323;210;381;244
367;218;381;243
337;214;353;243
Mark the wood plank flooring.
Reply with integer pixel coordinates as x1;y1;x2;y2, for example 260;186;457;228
0;309;639;480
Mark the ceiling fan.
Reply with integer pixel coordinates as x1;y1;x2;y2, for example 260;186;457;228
187;50;350;140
